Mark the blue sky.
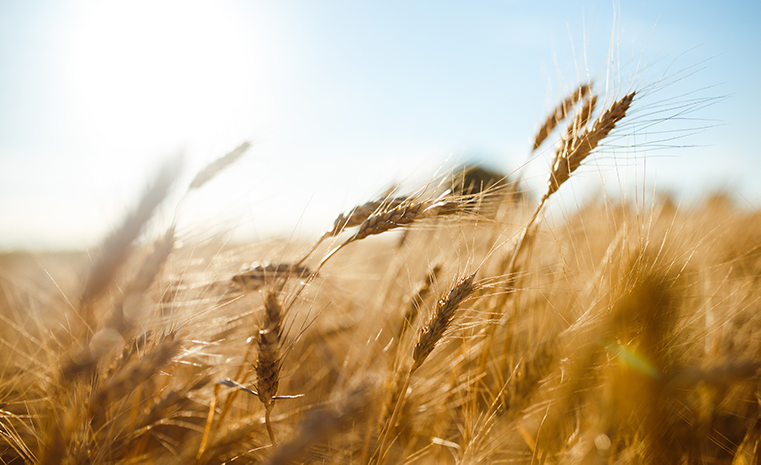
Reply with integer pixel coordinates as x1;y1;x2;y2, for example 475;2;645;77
1;1;759;251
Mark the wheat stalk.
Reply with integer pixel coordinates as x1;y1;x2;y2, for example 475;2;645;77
106;227;175;336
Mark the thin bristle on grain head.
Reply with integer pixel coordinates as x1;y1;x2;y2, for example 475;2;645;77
533;82;593;151
547;92;635;198
452;164;507;196
188;141;251;191
411;272;477;373
255;289;283;408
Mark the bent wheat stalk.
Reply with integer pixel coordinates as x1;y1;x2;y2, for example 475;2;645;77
510;92;635;276
474;91;636;399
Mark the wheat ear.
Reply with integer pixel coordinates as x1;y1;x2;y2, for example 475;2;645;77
291;191;406;271
377;273;477;462
557;95;598;156
336;195;461;254
313;194;462;274
196;290;286;458
412;272;477;372
533;82;592;151
505;92;635;279
256;289;284;445
188;141;251;191
231;262;312;292
547;92;635;198
326;196;408;238
81;159;178;308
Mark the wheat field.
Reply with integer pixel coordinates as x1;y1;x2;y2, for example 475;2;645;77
2;76;760;465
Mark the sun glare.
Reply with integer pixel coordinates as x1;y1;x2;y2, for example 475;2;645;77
65;1;264;155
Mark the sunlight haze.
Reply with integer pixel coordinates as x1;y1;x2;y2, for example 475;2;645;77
1;0;759;250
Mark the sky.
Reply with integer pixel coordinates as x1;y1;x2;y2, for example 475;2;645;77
1;0;759;251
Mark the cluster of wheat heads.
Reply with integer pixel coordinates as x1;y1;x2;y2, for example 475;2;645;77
2;77;761;465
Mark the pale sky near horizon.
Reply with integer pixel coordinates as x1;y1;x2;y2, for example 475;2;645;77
1;1;759;251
